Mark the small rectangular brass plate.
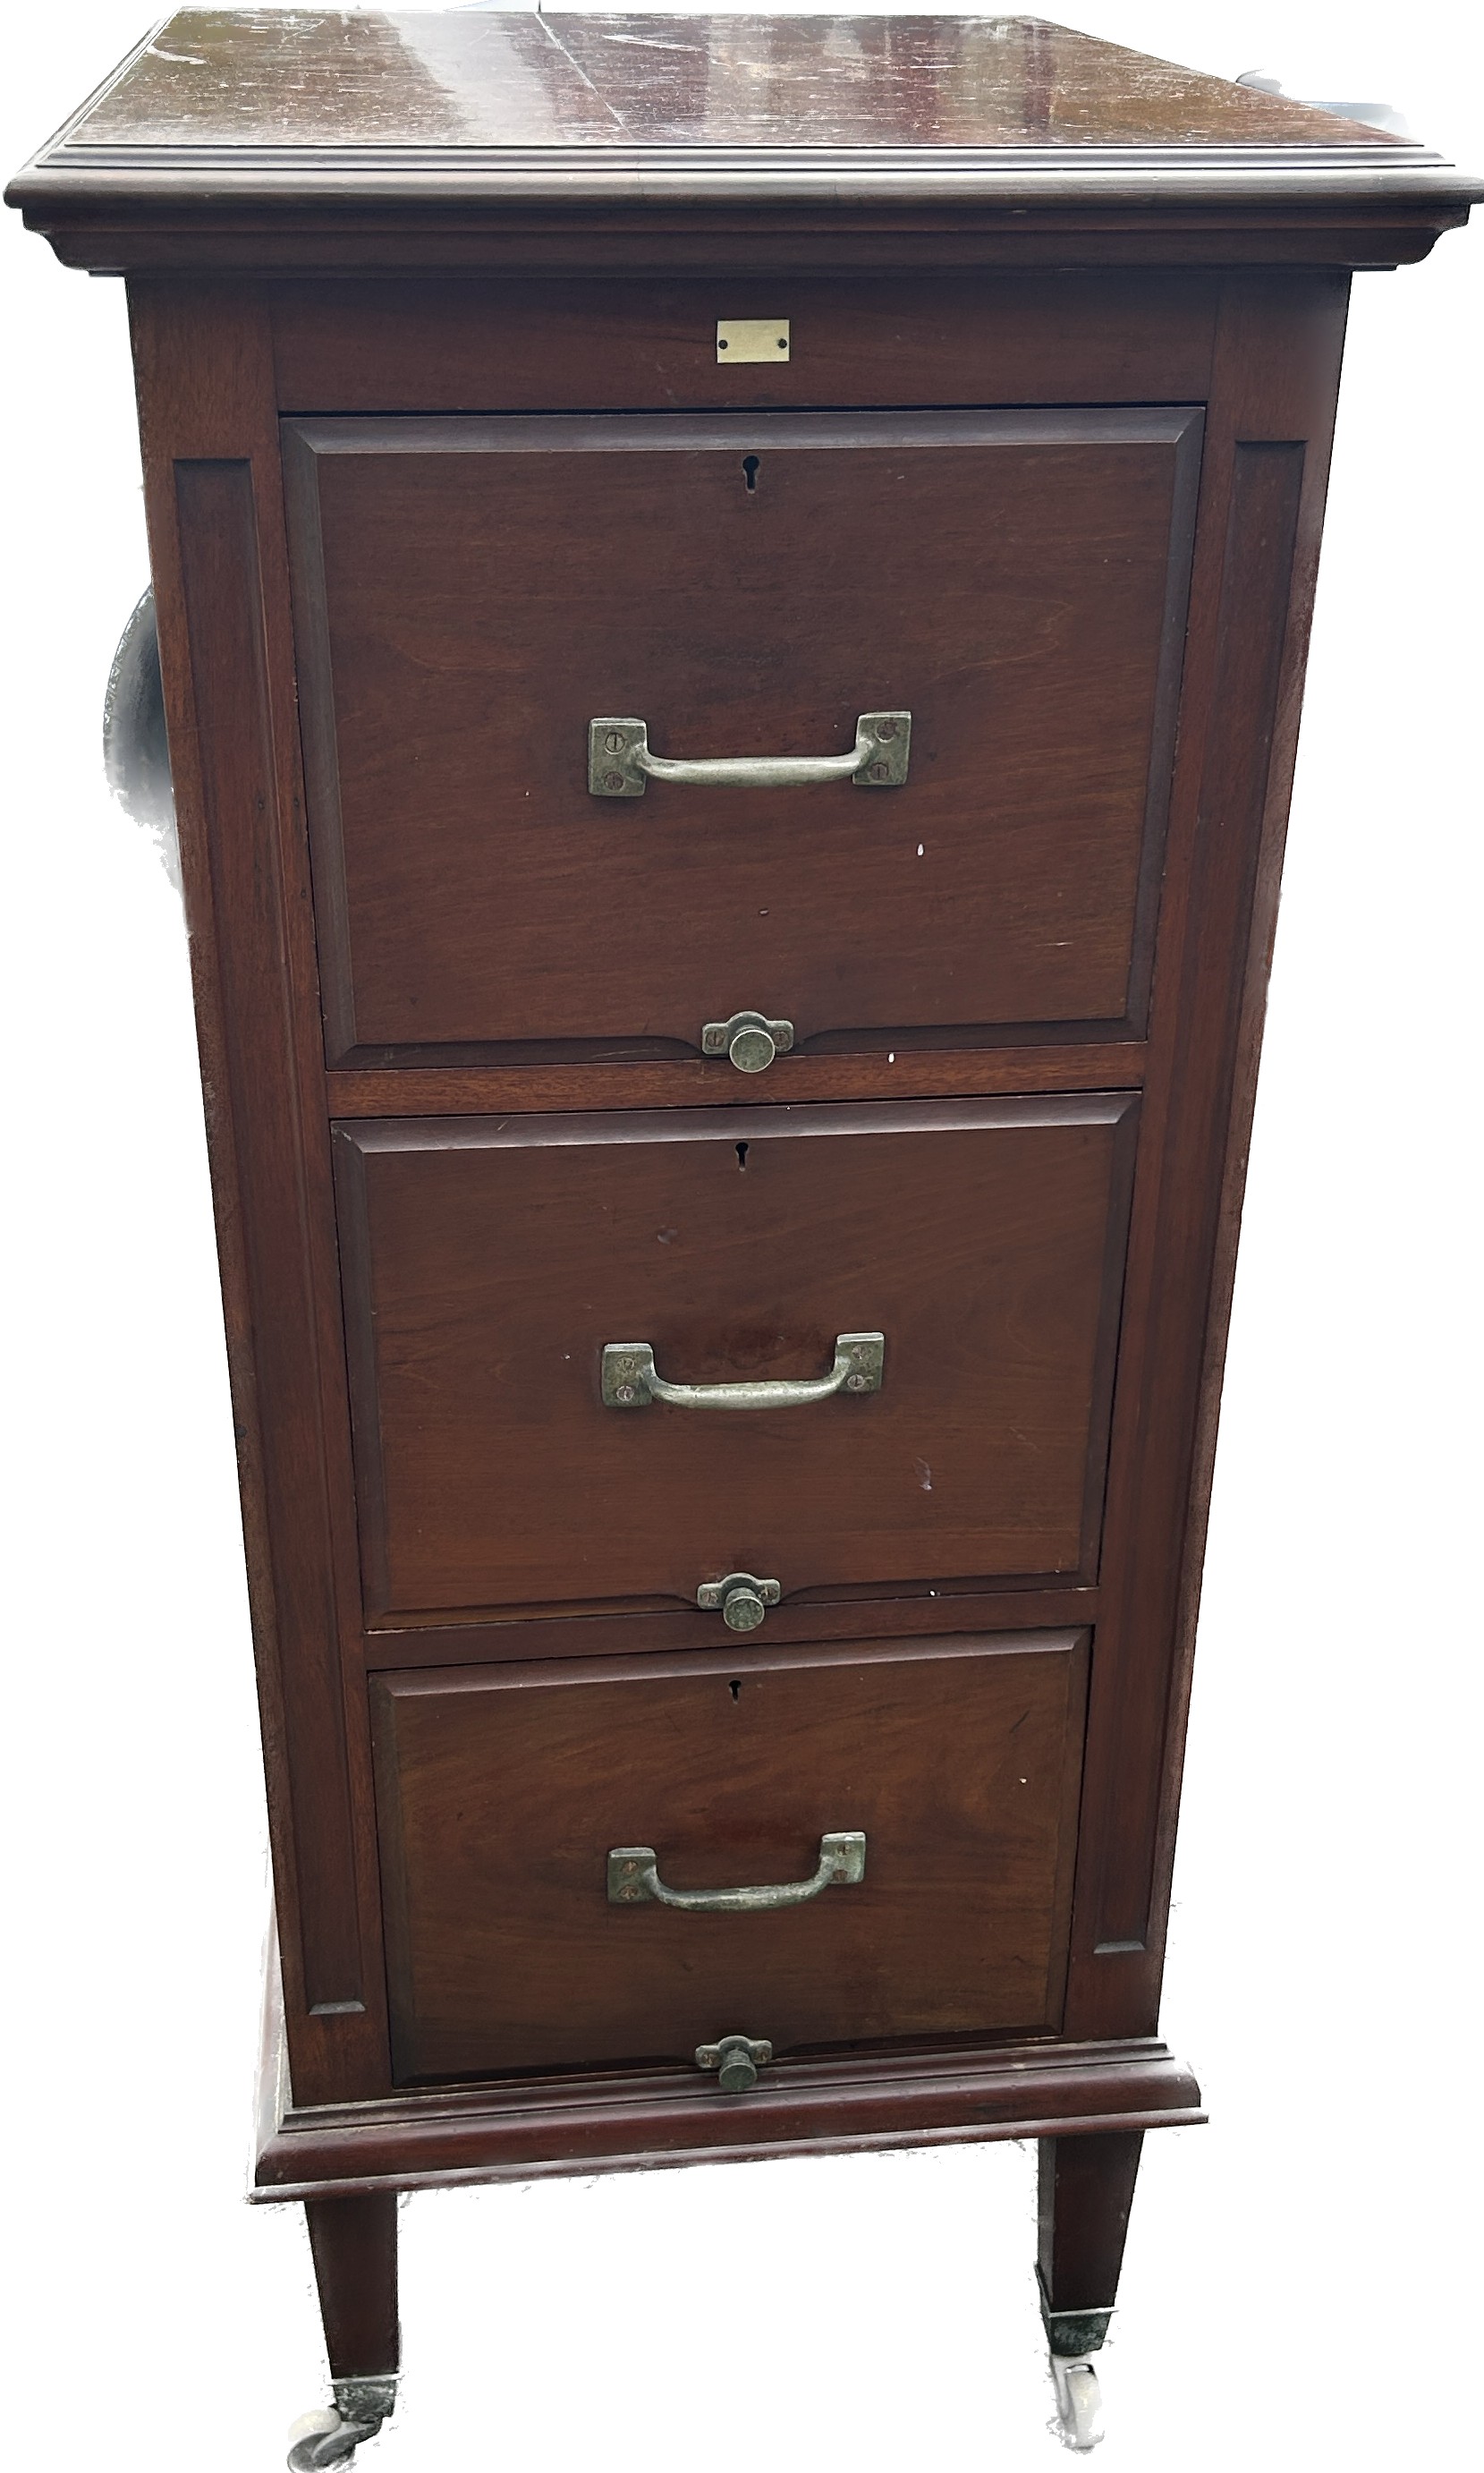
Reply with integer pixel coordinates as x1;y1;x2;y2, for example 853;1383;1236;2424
717;318;790;364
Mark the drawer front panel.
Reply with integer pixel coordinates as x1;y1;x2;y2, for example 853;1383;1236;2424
371;1632;1089;2082
335;1096;1138;1620
286;407;1200;1063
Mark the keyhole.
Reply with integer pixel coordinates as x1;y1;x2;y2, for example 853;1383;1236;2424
735;1142;749;1169
729;1679;742;1702
742;455;760;493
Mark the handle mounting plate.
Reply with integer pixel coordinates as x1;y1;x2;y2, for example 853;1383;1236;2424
608;1831;867;1913
589;712;910;796
602;1331;884;1410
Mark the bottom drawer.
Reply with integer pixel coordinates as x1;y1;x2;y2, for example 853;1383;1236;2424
371;1631;1089;2083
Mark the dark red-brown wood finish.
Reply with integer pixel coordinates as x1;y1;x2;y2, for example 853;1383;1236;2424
305;2194;401;2385
372;1632;1090;2080
10;7;1478;2449
11;13;1477;271
112;249;1355;2130
335;1099;1139;1619
128;243;1322;2112
284;407;1198;1065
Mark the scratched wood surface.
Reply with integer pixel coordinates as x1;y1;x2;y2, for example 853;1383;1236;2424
45;13;1405;156
13;13;1473;281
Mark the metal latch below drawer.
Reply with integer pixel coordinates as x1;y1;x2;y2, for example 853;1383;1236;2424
696;2033;774;2093
697;1572;780;1630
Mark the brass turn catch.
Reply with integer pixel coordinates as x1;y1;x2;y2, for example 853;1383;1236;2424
697;1572;781;1630
700;1010;794;1073
696;2034;774;2093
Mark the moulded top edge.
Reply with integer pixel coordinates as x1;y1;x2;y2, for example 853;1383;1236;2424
19;141;1470;183
13;10;1480;211
12;153;1482;217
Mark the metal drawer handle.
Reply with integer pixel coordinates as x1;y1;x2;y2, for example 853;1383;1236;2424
602;1331;884;1410
589;710;910;795
608;1831;867;1913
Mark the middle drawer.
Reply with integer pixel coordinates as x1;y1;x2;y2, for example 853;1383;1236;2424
335;1094;1138;1624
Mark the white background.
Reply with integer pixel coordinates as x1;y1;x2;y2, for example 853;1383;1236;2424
2;6;1479;2469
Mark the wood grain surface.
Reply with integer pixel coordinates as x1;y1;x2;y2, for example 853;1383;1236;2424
371;1630;1088;2080
41;13;1407;157
20;13;1473;284
13;13;1474;279
334;1096;1138;1619
285;407;1199;1066
1061;275;1350;2044
253;2031;1205;2195
1037;2131;1144;2324
323;1042;1148;1119
41;35;1437;2216
129;283;392;2107
304;2194;400;2382
122;256;1362;2151
270;272;1220;418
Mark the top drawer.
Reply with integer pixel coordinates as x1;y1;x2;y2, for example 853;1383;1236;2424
284;407;1201;1067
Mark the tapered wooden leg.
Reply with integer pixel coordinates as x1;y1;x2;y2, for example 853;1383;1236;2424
1037;2130;1142;2352
306;2194;400;2381
1037;2133;1142;2450
288;2196;400;2470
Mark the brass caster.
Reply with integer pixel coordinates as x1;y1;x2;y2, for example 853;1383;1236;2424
287;2376;396;2469
1050;2353;1105;2451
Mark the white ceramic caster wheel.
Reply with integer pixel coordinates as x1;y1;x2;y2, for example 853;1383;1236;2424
1050;2353;1105;2451
289;2376;396;2469
287;2407;360;2469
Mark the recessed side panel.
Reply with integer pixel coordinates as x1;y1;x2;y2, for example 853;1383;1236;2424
333;1095;1140;1621
371;1629;1090;2082
284;408;1200;1063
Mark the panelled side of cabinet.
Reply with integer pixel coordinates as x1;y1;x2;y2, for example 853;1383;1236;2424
1064;273;1351;2039
129;281;389;2105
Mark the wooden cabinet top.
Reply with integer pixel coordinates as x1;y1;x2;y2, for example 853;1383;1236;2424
10;11;1480;274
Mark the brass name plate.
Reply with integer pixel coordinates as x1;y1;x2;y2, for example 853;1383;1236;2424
717;318;790;363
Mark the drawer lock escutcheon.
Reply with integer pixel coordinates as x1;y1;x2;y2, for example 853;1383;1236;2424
589;711;910;795
602;1332;884;1411
700;1010;794;1073
697;1572;781;1630
696;2034;774;2095
608;1831;867;1914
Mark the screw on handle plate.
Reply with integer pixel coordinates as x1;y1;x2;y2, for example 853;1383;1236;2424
602;1332;884;1411
588;712;910;795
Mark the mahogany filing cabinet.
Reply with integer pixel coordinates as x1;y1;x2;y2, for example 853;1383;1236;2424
10;13;1480;2461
